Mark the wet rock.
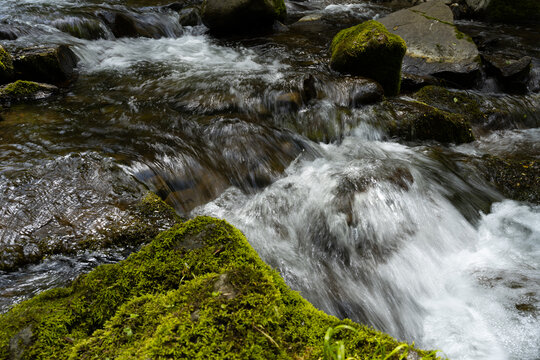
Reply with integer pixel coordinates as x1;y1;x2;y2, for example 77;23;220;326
400;72;443;93
53;17;107;40
301;74;317;102
179;7;202;27
330;20;406;96
483;55;532;94
201;0;286;35
276;92;303;112
0;26;18;40
350;79;384;107
386;99;474;143
475;156;539;204
0;45;14;85
163;0;203;11
0;80;58;106
99;12;146;38
379;0;481;88
13;45;78;86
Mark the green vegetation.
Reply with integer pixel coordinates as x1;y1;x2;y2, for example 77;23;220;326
330;20;407;96
0;45;14;83
0;80;42;97
0;216;439;359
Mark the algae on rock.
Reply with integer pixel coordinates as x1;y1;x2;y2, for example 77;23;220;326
0;45;14;85
330;20;406;96
0;216;439;359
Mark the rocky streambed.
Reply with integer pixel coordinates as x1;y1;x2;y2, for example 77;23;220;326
0;0;539;359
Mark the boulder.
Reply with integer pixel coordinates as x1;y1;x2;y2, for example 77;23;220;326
350;79;384;107
483;55;531;94
379;0;481;88
13;45;78;86
0;80;58;106
386;99;475;143
53;17;107;40
179;7;202;26
201;0;286;34
400;72;443;93
0;45;14;85
330;20;406;96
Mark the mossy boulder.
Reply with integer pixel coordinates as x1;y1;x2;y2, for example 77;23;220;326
330;20;406;96
386;99;475;143
0;216;438;359
0;45;14;85
201;0;286;34
0;80;58;106
13;45;78;86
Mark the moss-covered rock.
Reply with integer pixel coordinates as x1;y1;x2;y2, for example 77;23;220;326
201;0;286;35
330;20;406;96
13;45;78;86
0;216;439;360
0;80;58;106
0;45;14;85
386;99;475;143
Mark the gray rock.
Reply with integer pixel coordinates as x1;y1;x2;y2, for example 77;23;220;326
379;0;481;88
483;55;531;94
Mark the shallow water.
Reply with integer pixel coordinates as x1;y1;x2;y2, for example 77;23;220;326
1;0;539;358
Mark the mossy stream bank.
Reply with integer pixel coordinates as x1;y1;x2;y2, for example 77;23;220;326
0;216;438;360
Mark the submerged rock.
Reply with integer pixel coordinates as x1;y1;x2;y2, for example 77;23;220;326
0;80;58;106
0;45;14;85
201;0;286;34
350;79;384;107
0;216;438;359
330;20;406;96
13;45;78;86
379;0;481;88
178;7;202;26
53;17;108;40
386;99;475;144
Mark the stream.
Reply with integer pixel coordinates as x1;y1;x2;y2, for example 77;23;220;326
0;1;539;359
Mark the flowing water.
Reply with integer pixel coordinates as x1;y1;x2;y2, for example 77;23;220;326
1;1;539;359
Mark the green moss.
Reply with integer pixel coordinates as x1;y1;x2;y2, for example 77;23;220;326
272;0;286;21
388;99;474;144
0;217;439;359
330;20;407;96
413;85;486;124
0;80;42;97
0;46;14;83
485;0;540;23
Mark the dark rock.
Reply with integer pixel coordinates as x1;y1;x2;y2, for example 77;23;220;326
0;80;58;106
301;75;317;102
179;7;202;27
201;0;286;34
379;0;481;89
330;20;407;96
386;99;475;144
483;55;532;94
99;12;143;38
9;326;34;360
484;0;540;24
350;80;384;107
13;45;78;86
0;26;18;40
163;0;203;11
400;72;443;93
275;92;303;113
53;17;107;40
0;45;14;85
